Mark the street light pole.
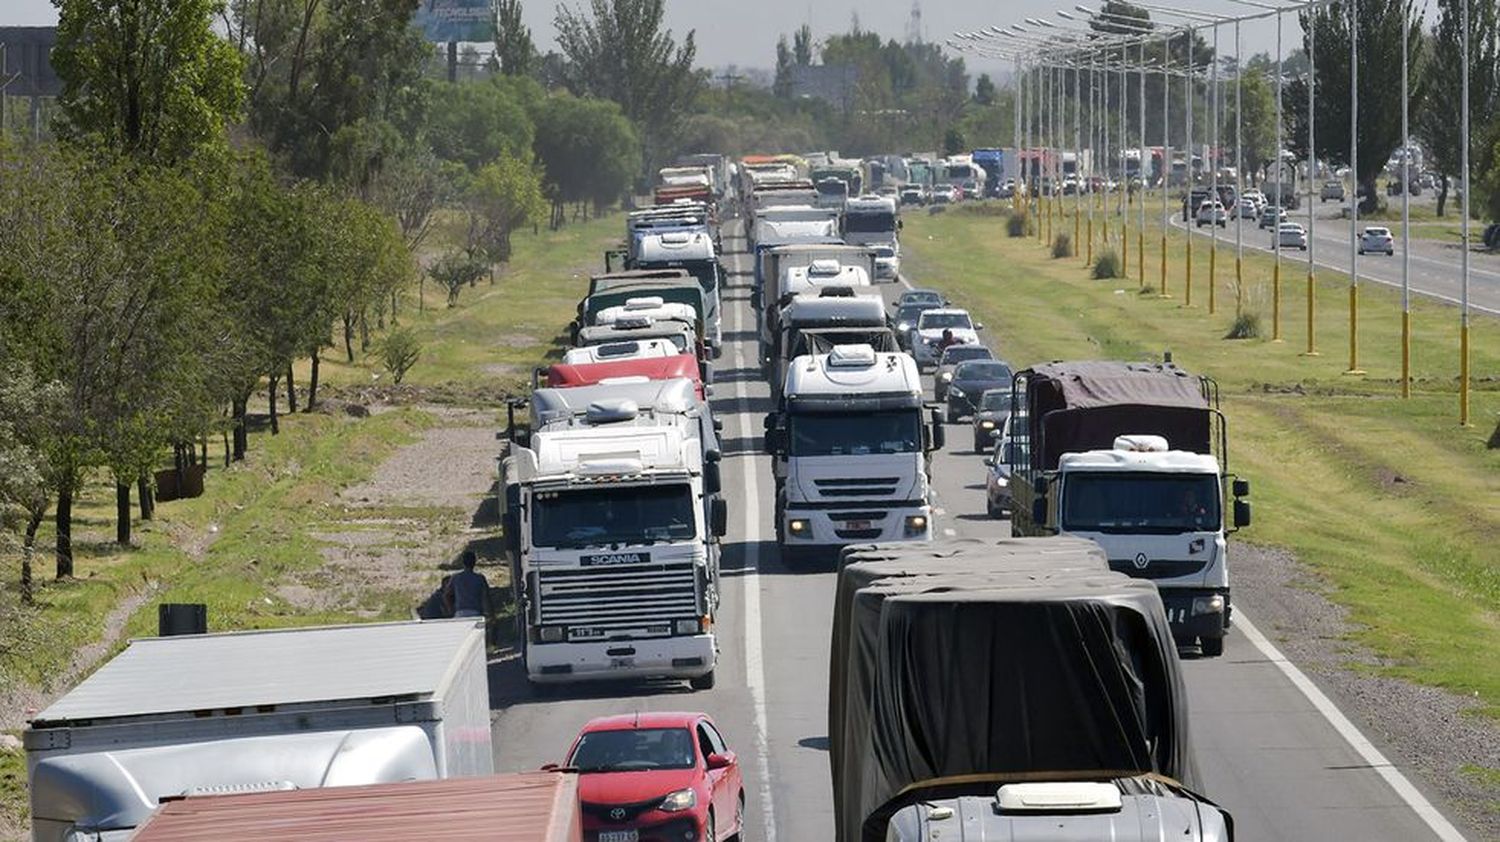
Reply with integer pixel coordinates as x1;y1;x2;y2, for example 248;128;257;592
1162;36;1172;297
1346;0;1363;375
1209;23;1220;315
1460;0;1471;424
1139;39;1148;286
1186;27;1195;306
1304;15;1318;355
1273;11;1284;340
1234;20;1244;317
1400;1;1411;396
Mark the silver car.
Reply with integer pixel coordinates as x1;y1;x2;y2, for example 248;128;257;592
1276;222;1308;250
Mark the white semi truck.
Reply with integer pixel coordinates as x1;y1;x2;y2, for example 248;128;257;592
501;380;728;690
25;620;492;842
764;344;942;563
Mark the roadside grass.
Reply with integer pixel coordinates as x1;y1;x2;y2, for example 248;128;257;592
0;743;22;832
306;212;620;399
904;205;1500;718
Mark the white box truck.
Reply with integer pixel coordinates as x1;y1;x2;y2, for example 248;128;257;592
24;619;492;842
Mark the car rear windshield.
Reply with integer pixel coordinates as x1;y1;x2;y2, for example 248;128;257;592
942;346;992;364
570;728;696;772
956;361;1011;380
980;391;1011;411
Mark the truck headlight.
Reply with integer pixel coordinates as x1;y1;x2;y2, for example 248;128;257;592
940;372;953;382
537;626;565;643
787;518;811;538
897;321;910;332
659;787;697;812
1192;594;1226;616
904;515;929;536
674;618;703;635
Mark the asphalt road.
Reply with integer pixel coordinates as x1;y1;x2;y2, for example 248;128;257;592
1159;198;1500;315
486;219;1471;841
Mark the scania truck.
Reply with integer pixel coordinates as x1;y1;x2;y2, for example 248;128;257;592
764;344;942;563
501;386;729;690
1007;360;1252;656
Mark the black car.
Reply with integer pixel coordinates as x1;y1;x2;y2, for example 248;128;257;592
933;345;994;404
945;360;1013;423
970;388;1010;452
890;302;939;351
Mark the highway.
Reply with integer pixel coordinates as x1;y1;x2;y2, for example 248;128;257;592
487;218;1471;841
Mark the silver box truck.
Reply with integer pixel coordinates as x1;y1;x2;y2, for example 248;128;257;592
24;619;493;842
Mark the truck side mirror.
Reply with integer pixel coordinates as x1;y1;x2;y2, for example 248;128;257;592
1234;499;1252;529
763;413;777;431
928;409;945;451
1031;497;1047;526
712;417;724;434
764;428;785;456
704;461;722;495
1032;476;1048;496
710;498;729;538
1232;478;1251;498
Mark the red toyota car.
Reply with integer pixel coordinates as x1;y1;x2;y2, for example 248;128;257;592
562;712;744;842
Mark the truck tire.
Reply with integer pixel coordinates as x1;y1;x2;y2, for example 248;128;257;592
1200;635;1225;657
690;670;716;691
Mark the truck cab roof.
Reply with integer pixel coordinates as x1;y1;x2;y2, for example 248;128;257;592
527;424;696;479
779;294;886;326
783;345;923;400
1059;445;1221;475
634;230;716;264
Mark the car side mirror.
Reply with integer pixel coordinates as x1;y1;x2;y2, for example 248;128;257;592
710;498;729;538
975;322;985;330
983;456;994;467
1234;499;1252;529
706;751;735;770
540;762;561;772
765;428;785;456
1232;478;1250;498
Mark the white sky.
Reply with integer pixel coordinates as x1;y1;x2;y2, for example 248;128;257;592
2;0;1442;80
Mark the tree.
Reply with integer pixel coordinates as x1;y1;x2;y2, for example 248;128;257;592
943;126;967;157
0;363;66;601
1300;1;1424;213
555;0;699;172
1416;0;1498;216
533;95;640;222
52;0;245;162
1223;68;1279;184
793;24;815;66
430;252;489;307
974;73;997;106
379;328;422;383
427;80;535;171
464;153;548;262
774;36;794;99
494;0;536;77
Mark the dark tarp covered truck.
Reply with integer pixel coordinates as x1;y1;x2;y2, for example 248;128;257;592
830;538;1232;842
1006;361;1251;656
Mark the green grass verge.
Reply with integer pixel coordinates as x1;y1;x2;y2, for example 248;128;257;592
904;203;1500;718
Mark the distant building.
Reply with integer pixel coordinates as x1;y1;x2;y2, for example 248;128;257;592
791;64;859;108
0;27;61;98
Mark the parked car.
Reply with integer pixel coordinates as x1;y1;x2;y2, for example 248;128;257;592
983;415;1016;518
934;345;996;405
946;359;1013;424
1320;180;1345;203
970;388;1010;453
1195;200;1228;228
1359;226;1394;256
564;712;745;842
1276;222;1309;250
1258;206;1287;229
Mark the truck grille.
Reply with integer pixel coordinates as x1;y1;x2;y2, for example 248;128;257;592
814;477;899;497
1108;559;1208;580
537;564;699;637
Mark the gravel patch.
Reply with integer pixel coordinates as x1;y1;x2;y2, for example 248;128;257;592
342;424;499;510
1232;541;1500;839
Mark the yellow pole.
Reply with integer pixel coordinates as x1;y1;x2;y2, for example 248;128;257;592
1400;310;1411;398
1459;320;1470;425
1087;215;1094;265
1047;192;1054;244
1272;261;1282;341
1208;245;1217;314
1304;270;1319;355
1185;237;1194;306
1160;233;1169;297
1138;229;1145;288
1122;216;1129;279
1346;284;1363;374
1074;202;1081;253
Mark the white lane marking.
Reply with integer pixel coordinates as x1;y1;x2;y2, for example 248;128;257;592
731;235;778;841
1235;613;1468;842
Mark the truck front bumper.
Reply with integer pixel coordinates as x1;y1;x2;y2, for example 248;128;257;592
527;634;716;684
780;503;933;563
1160;588;1231;643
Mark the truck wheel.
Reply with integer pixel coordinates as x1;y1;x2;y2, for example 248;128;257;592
986;497;1003;519
1200;636;1225;657
690;670;716;691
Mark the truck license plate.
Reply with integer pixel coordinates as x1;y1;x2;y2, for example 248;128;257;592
610;657;635;669
846;520;871;530
600;832;638;842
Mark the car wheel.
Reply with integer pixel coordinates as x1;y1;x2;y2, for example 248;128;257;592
690;669;716;691
987;497;1002;519
705;808;716;842
973;437;985;454
729;792;746;841
1200;635;1225;657
1387;249;1394;256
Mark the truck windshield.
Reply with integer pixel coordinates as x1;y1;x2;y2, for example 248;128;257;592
789;410;921;457
846;212;896;234
1062;473;1221;534
569;727;695;773
533;485;697;548
919;312;972;330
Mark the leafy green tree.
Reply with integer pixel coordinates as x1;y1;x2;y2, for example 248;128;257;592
974;73;997;106
534;95;640;222
555;0;699;172
0;363;66;601
429;252;489;307
51;0;245;162
494;0;536;77
1300;1;1424;212
1417;0;1498;216
464;153;548;262
427;80;535;171
793;24;815;66
943;126;967;157
379;328;422;384
1222;68;1279;184
774;36;794;99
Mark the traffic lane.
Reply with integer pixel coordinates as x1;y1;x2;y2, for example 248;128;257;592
920;418;1450;841
485;228;769;842
1168;212;1500;315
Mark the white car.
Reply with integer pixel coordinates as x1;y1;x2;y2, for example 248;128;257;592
1241;189;1266;211
873;242;902;279
1358;226;1394;256
1195;201;1228;228
1236;198;1259;219
912;308;982;367
1275;222;1308;251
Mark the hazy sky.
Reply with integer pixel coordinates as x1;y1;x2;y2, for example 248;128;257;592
2;0;1441;80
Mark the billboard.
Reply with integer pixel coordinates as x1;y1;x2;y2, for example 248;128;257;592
413;0;495;42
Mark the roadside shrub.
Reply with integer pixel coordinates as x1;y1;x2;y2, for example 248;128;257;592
1090;248;1122;279
1138;284;1157;296
1051;233;1073;258
1005;213;1027;238
1224;312;1263;340
380;327;422;384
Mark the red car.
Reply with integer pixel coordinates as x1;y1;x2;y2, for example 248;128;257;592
563;712;745;842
